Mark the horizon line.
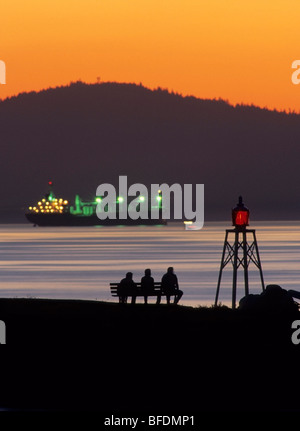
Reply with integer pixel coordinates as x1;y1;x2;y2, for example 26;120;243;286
1;79;299;116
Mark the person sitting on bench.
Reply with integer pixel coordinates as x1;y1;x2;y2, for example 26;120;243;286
141;268;161;304
118;272;137;304
161;267;183;305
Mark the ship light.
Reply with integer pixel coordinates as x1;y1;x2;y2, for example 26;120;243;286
29;206;32;210
117;197;124;203
139;196;145;202
96;198;102;203
156;196;162;202
232;196;249;229
64;200;68;204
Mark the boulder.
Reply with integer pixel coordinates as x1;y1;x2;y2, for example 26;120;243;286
239;284;298;313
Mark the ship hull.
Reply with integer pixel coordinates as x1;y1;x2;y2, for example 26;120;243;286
25;213;167;227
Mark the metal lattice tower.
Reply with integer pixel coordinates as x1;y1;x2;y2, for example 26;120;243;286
214;197;265;309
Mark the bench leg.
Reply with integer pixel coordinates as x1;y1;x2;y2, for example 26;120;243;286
174;290;183;304
119;296;128;304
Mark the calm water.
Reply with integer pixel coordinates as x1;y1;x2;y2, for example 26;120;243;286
1;221;300;307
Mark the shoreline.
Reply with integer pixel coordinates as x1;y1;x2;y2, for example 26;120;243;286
1;297;300;411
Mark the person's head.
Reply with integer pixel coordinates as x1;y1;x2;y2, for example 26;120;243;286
126;272;133;279
145;268;151;276
167;267;174;274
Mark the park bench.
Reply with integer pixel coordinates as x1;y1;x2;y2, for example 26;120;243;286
110;282;163;303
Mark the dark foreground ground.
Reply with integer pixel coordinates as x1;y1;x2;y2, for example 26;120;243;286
0;298;300;412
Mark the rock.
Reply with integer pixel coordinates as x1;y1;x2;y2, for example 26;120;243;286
239;284;298;313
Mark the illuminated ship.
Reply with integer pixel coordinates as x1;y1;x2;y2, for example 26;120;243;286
25;182;167;226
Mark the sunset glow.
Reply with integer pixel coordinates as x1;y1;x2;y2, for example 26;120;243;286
1;0;300;111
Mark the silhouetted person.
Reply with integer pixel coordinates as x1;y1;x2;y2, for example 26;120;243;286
161;267;183;305
118;272;137;304
141;268;160;304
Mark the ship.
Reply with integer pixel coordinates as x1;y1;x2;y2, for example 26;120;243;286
25;182;167;226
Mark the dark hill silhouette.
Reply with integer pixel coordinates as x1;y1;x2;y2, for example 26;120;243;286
1;81;300;222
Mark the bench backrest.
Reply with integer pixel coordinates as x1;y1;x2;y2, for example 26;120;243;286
110;282;162;296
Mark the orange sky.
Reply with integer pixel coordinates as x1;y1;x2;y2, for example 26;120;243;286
1;0;300;111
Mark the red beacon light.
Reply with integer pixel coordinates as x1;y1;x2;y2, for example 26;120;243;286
232;196;249;229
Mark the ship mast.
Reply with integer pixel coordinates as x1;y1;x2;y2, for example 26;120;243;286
46;180;55;202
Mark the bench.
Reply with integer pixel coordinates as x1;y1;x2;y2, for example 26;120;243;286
110;282;184;304
109;281;180;301
110;282;163;303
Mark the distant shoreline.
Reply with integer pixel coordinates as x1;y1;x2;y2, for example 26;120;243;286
2;219;300;225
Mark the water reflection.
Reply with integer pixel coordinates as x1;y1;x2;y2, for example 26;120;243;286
0;221;300;307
